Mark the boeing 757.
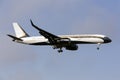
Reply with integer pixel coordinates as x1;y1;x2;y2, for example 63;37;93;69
8;20;112;53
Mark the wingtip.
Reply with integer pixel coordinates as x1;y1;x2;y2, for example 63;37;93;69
30;19;34;26
30;19;32;22
7;34;10;37
30;19;38;29
7;34;13;37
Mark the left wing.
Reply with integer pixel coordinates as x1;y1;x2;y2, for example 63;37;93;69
30;20;60;44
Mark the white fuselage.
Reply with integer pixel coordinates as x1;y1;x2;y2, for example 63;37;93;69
17;34;108;45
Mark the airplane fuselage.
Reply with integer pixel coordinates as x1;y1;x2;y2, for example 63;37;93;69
16;34;111;45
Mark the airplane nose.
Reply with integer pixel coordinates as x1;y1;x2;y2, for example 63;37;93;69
104;37;112;43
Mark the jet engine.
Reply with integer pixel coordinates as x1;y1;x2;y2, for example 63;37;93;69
65;44;78;50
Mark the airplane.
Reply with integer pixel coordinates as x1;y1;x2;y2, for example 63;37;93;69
7;20;112;53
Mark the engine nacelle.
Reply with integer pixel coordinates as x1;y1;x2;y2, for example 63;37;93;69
65;44;78;50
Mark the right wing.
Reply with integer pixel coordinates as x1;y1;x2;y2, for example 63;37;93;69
30;20;61;44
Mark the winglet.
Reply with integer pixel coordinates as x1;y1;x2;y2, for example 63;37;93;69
30;19;34;26
30;19;41;31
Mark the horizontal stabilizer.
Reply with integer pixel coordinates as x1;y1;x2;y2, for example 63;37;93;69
7;34;23;41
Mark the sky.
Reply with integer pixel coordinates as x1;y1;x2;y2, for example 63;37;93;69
0;0;120;80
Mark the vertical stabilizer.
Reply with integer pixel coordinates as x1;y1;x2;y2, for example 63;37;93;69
13;23;29;38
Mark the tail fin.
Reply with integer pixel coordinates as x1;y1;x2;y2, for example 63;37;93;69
13;23;29;38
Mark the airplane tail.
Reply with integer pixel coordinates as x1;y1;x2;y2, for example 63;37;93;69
13;23;29;38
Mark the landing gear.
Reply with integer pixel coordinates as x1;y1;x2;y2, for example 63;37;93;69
53;46;57;49
53;45;64;53
97;43;101;50
58;49;63;53
58;47;63;53
97;47;100;50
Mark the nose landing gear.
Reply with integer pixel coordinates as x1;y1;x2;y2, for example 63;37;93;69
97;43;101;50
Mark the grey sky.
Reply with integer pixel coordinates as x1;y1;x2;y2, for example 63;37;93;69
0;0;120;80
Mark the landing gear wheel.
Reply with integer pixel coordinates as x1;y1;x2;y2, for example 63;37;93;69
58;50;63;53
53;46;57;49
97;47;100;50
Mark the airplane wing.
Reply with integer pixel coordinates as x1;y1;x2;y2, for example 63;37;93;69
30;20;60;44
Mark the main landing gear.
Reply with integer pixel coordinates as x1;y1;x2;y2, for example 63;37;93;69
53;46;63;53
57;47;63;53
58;49;63;53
